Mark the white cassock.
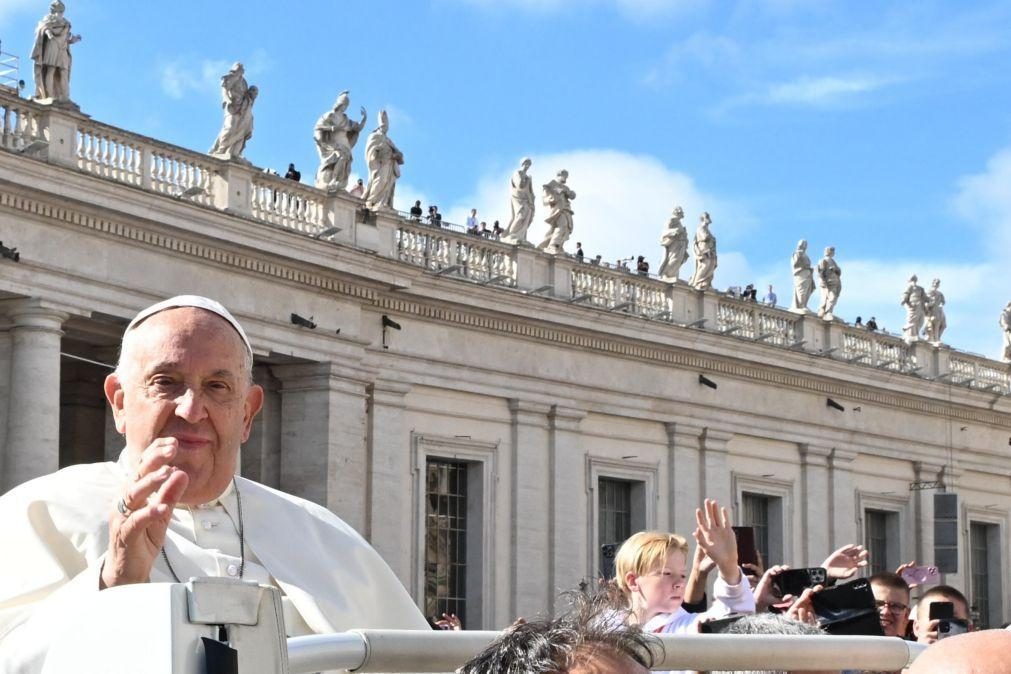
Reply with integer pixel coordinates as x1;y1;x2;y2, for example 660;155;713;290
0;453;429;672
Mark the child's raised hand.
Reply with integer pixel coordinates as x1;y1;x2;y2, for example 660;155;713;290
692;498;741;584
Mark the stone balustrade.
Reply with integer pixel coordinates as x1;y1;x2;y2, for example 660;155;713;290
1;86;1008;389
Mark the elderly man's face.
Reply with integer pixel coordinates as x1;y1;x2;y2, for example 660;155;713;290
105;308;263;505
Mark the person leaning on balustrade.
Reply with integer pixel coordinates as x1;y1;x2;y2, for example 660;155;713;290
0;296;428;672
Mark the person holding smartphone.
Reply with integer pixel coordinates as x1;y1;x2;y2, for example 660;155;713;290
869;572;911;639
912;586;970;645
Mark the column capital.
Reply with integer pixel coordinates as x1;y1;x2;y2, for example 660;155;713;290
914;460;945;481
829;446;858;467
701;427;733;453
800;443;833;466
665;421;704;444
371;378;412;408
273;360;373;397
0;298;69;334
549;405;586;431
508;399;552;426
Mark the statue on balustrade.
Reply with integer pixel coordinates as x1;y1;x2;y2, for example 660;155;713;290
816;246;841;319
31;1;82;103
688;212;717;291
314;91;367;191
209;63;258;162
900;275;927;341
657;206;689;282
1000;301;1011;362
923;278;947;344
502;158;535;245
362;110;404;211
791;239;815;312
537;169;576;255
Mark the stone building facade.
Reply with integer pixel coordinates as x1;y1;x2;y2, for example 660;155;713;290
2;91;1010;630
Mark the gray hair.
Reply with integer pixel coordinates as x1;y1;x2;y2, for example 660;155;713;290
459;592;660;674
710;613;824;674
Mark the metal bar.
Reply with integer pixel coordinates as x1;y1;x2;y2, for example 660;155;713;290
286;631;926;674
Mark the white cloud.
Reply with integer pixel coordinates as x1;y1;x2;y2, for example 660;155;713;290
158;50;272;100
764;74;893;105
953;147;1011;253
440;149;753;270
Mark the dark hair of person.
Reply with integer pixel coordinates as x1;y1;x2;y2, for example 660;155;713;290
459;591;661;674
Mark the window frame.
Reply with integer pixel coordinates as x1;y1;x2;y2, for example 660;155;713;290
963;505;1007;630
586;456;658;580
732;473;794;567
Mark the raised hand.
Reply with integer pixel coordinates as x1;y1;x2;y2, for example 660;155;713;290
100;439;189;589
786;585;822;626
753;564;792;612
434;613;462;630
692;498;741;585
821;543;869;580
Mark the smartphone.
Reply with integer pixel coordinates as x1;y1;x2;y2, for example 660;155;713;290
928;601;954;620
773;567;827;597
732;526;760;569
810;578;884;636
901;565;940;587
698;613;747;634
928;601;967;640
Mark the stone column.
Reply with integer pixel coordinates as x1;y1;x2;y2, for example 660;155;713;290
547;405;586;610
800;444;833;565
701;428;733;508
665;422;703;536
242;364;282;487
272;361;371;531
1;300;68;492
828;447;859;549
366;378;413;583
507;399;551;619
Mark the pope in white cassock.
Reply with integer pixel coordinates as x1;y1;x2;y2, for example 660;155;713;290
0;296;428;671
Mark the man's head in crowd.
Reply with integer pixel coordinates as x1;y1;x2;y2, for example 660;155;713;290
913;585;970;644
614;531;690;621
907;629;1011;674
870;572;911;637
458;593;659;674
710;613;834;674
105;296;264;506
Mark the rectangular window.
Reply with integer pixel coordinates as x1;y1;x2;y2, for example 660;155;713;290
742;493;771;566
599;477;632;548
970;521;1000;629
864;509;899;576
424;459;468;626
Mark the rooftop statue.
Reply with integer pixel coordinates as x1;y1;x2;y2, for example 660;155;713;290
791;239;815;313
688;212;717;291
501;158;535;245
362;110;404;211
314;91;367;191
900;275;927;342
1001;301;1011;363
657;206;688;283
816;246;841;320
209;63;257;162
31;0;81;103
923;278;947;345
537;170;576;255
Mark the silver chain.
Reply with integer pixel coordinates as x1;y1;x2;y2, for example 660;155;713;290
160;477;244;583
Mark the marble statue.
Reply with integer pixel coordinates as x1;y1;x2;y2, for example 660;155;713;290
31;1;81;102
314;91;367;191
657;206;689;282
816;246;841;319
362;110;404;211
537;170;576;255
688;212;717;291
502;158;535;245
791;239;815;312
209;63;257;162
1001;302;1011;362
923;278;947;344
900;275;928;341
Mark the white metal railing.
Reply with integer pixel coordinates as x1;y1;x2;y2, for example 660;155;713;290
0;97;46;152
251;173;326;233
286;631;926;673
950;354;1011;393
77;123;144;187
395;222;516;285
716;298;798;346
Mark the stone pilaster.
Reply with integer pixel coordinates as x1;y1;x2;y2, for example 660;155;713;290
507;399;551;619
666;422;703;536
701;428;734;508
242;364;282;487
913;460;945;565
366;378;413;582
828;447;859;549
800;443;833;565
1;300;68;492
272;361;372;531
547;405;586;610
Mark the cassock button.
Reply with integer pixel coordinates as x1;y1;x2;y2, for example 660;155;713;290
202;520;216;530
226;564;239;577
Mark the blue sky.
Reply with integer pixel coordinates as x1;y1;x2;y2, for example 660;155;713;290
3;0;1011;358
